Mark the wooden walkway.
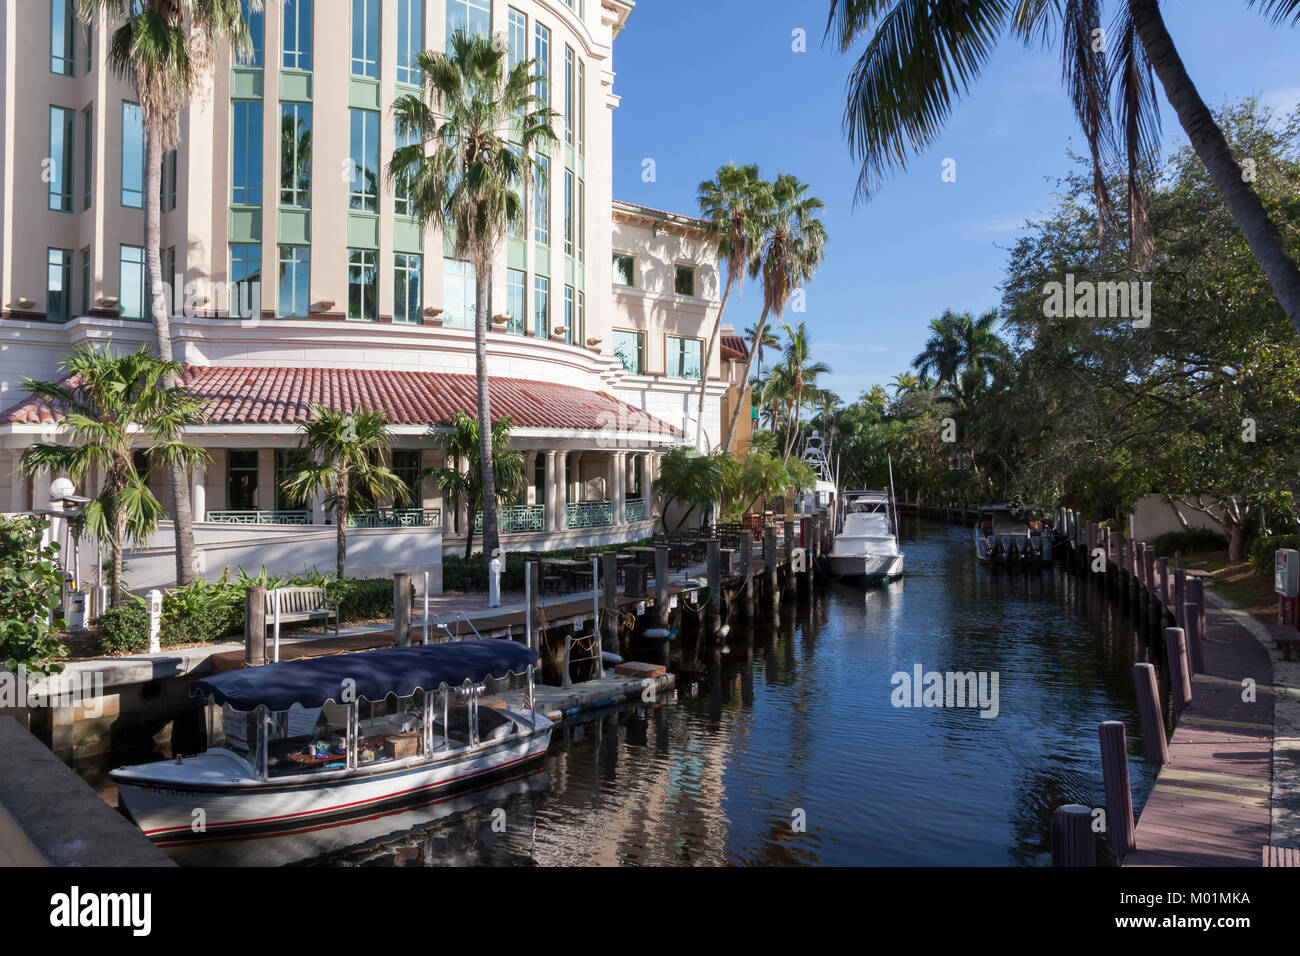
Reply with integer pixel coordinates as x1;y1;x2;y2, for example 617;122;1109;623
1125;598;1274;866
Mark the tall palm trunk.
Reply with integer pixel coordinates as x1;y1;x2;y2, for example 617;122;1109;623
464;491;478;559
782;386;803;466
724;304;770;452
144;130;196;587
694;273;737;450
110;506;127;609
473;267;500;562
1128;0;1300;335
336;467;349;579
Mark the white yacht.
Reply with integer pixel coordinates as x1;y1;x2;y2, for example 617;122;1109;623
826;490;905;582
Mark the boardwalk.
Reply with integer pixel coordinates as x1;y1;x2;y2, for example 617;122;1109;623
1126;596;1274;866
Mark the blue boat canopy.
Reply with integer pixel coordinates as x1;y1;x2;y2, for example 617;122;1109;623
191;641;539;712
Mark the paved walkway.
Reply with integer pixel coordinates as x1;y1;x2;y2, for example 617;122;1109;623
1126;591;1292;866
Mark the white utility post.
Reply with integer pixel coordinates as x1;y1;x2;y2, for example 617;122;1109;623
146;589;163;654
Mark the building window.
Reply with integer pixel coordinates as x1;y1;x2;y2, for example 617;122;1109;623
534;23;549;109
283;0;312;70
274;449;307;512
79;246;90;316
564;170;573;256
612;330;643;374
533;154;549;243
667;336;703;380
507;8;526;69
240;0;264;67
563;285;574;344
227;450;259;512
533;275;548;337
82;9;92;74
392;450;422;506
46;249;71;322
231;100;263;204
396;0;423;85
160;149;177;212
348;248;378;321
162;246;176;301
442;259;476;329
577;59;585;155
394;253;422;324
394;122;418;217
563;46;574;146
674;264;697;297
230;244;261;319
48;106;73;212
578;178;585;263
578;290;585;345
82;106;92;209
50;0;75;75
351;0;379;78
349;109;379;212
119;245;145;320
280;103;312;207
278;245;310;318
506;268;525;335
121;102;144;207
612;253;634;287
447;0;491;46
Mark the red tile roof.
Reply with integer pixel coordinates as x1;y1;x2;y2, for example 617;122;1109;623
0;365;680;437
720;335;749;361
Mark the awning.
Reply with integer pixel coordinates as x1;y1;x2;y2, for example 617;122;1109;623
190;640;539;711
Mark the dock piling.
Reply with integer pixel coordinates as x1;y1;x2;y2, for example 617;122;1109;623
1184;602;1204;674
740;534;754;617
393;572;412;647
1167;627;1193;712
601;552;619;656
1132;663;1169;765
1052;804;1097;867
1099;720;1137;860
706;538;721;638
244;585;266;667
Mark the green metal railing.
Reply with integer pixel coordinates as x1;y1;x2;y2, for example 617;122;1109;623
347;508;443;529
474;504;545;534
566;500;613;529
206;510;310;525
625;498;647;522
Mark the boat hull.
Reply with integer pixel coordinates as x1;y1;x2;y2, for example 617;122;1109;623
825;553;904;582
115;724;552;845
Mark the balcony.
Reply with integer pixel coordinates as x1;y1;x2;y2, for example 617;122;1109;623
475;505;546;534
206;510;310;525
566;500;612;529
625;498;647;522
348;508;444;529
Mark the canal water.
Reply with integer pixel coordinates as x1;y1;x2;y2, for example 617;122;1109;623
149;519;1164;867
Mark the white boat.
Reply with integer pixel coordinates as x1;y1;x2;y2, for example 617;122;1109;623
974;504;1054;565
826;489;905;582
111;640;552;844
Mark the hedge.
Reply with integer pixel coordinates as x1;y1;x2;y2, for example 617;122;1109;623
1250;535;1299;580
1151;527;1228;558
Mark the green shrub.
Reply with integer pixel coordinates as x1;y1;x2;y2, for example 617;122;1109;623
94;606;150;655
1250;535;1299;579
443;542;654;592
0;515;68;675
328;577;402;622
1152;527;1228;558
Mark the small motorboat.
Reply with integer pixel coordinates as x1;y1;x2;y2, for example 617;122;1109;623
974;504;1054;564
111;640;551;844
825;489;905;582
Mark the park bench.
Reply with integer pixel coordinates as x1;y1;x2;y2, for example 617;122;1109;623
1263;845;1299;866
265;586;339;638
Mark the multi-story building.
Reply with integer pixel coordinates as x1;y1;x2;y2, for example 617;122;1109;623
0;0;744;591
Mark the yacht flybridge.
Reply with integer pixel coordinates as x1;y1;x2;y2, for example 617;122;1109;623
111;641;551;844
826;490;905;582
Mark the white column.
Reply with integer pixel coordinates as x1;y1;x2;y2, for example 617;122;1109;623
615;452;627;524
544;451;556;531
525;452;538;506
9;455;26;513
608;453;621;525
191;462;207;522
33;468;53;511
553;452;568;531
457;457;469;535
643;452;656;517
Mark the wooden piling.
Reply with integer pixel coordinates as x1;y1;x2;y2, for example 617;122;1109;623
706;538;721;637
1167;627;1193;713
393;572;412;646
1156;556;1170;613
527;561;540;650
601;552;619;654
1183;602;1204;675
1186;577;1207;648
1052;804;1097;867
1132;663;1169;765
655;545;670;629
740;534;754;617
764;525;778;604
1172;568;1186;628
1099;721;1137;860
244;585;266;666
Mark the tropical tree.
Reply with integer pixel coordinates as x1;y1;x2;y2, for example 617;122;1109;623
424;412;527;559
79;0;258;589
653;447;730;533
280;407;411;580
746;321;781;381
388;31;555;569
695;164;770;448
19;347;208;608
723;174;828;451
776;321;832;465
825;0;1300;336
912;309;1008;386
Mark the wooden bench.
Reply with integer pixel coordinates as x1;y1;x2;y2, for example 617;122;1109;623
1262;845;1299;866
1273;628;1300;662
266;586;339;638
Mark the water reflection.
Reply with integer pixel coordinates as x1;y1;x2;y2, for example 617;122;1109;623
161;522;1159;866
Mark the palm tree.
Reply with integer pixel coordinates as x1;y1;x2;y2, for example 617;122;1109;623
280;407;411;580
19;347;208;608
723;174;828;452
746;322;781;381
912;309;1007;386
388;32;555;569
424;412;526;559
826;0;1300;335
777;321;832;465
80;0;257;589
695;164;770;448
653;447;730;534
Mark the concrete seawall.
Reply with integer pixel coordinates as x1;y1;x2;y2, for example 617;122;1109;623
0;717;172;866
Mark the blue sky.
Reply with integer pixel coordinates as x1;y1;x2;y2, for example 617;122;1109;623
609;0;1300;402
